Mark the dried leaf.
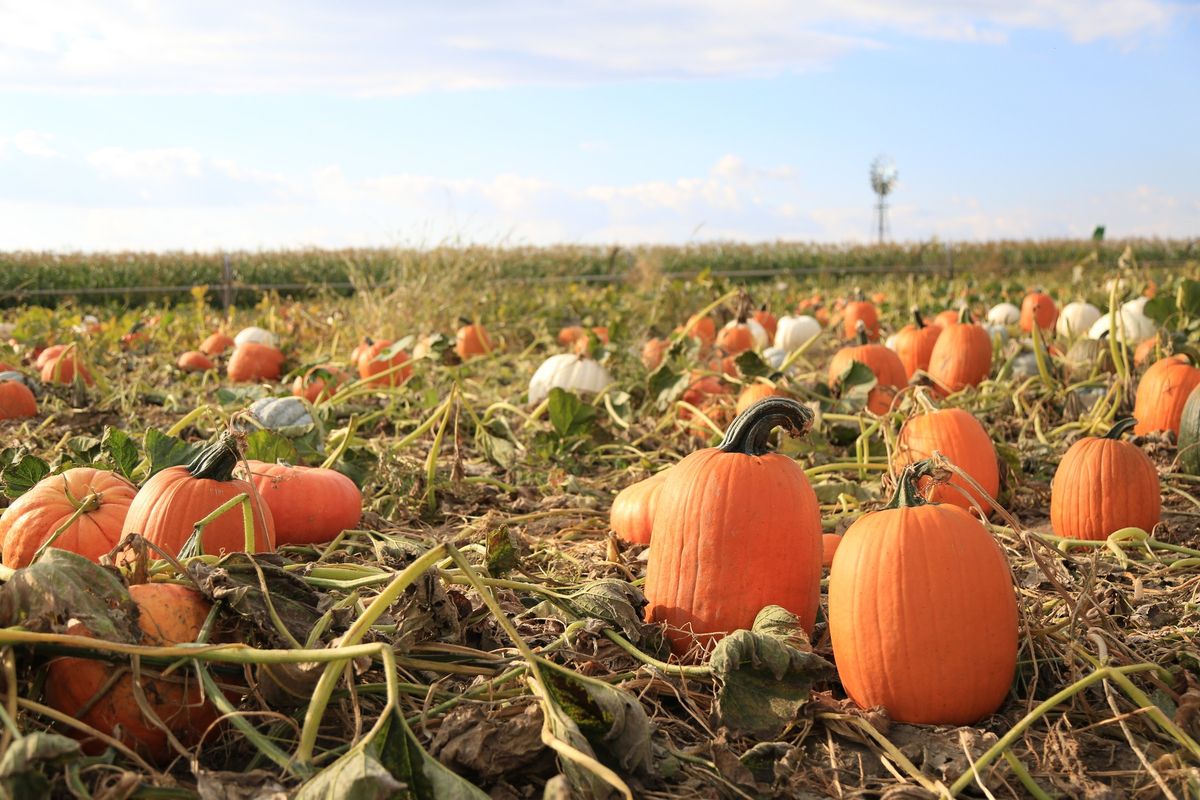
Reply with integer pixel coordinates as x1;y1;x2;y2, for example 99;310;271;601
0;549;137;642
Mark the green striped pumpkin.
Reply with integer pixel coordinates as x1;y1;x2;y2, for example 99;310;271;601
1178;383;1200;475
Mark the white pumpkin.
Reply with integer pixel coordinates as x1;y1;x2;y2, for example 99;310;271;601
1056;302;1101;339
528;354;613;405
249;396;314;432
884;332;900;351
986;303;1020;326
721;317;768;351
773;315;821;353
1087;298;1156;343
235;326;278;348
1009;352;1039;380
762;346;788;369
984;324;1010;344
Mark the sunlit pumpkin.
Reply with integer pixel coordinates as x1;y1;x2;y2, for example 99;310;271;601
176;351;215;373
199;332;235;356
642;337;670;371
234;461;362;546
927;309;993;394
39;346;93;386
1132;355;1200;436
894;405;999;514
0;380;36;420
1020;292;1058;333
610;470;669;545
892;309;942;379
842;300;880;341
227;343;284;383
356;340;413;387
735;383;786;416
292;364;349;403
455;322;493;359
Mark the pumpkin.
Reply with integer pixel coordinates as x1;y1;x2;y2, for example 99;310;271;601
349;337;373;365
234;461;362;545
752;307;778;340
227;343;284;383
39;347;92;386
1050;419;1160;540
933;309;962;329
680;372;731;418
177;351;215;373
0;468;136;568
234;326;278;348
292;364;348;403
1088;298;1156;343
609;470;669;545
679;314;716;347
357;340;413;387
986;303;1020;326
122;432;275;557
828;323;907;391
557;326;609;355
199;332;235;355
828;461;1018;725
821;533;842;568
1008;351;1039;380
641;337;670;371
894;405;999;514
34;344;66;370
455;322;492;359
761;346;797;374
1133;337;1159;368
684;399;733;442
1056;301;1102;339
1020;292;1057;333
1132;355;1200;436
247;396;315;435
842;300;880;341
892;308;942;379
645;398;823;654
0;380;36;420
716;314;768;355
1177;383;1200;475
735;383;785;416
44;582;221;765
927;309;993;394
528;354;612;405
773;315;821;353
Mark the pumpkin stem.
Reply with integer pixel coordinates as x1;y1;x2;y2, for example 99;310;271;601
958;307;972;324
854;319;869;345
1103;417;1138;440
911;307;926;328
718;397;813;456
186;432;243;482
886;460;938;509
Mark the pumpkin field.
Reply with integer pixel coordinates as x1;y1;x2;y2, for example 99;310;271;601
0;242;1198;799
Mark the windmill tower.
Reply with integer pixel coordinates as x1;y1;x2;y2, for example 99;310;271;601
870;155;898;244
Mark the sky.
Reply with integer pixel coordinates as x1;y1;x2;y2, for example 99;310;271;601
0;1;1197;252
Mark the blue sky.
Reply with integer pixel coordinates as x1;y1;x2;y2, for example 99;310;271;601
0;1;1196;251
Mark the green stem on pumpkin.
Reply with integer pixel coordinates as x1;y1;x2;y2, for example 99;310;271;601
1103;417;1138;440
719;396;813;456
884;460;937;509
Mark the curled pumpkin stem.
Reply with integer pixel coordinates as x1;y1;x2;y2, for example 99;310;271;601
718;396;813;456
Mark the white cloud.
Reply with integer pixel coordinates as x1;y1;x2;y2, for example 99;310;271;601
0;1;1178;94
0;129;59;158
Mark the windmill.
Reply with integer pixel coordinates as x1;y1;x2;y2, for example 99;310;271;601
870;155;898;244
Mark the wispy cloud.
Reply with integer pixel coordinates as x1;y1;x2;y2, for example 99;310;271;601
0;1;1179;95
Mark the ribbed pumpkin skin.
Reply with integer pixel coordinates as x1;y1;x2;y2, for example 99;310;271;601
0;468;136;568
927;321;993;393
828;502;1018;725
123;467;275;556
610;470;669;545
828;344;907;390
1178;384;1200;475
235;461;362;546
1050;437;1160;540
1133;355;1200;436
645;423;822;653
0;381;36;419
893;319;941;379
894;409;999;514
44;583;220;765
842;301;880;341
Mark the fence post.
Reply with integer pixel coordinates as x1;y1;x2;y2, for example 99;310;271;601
945;242;954;280
221;253;234;310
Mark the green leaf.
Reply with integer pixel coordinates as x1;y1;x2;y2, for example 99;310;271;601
0;733;83;799
709;605;835;739
102;428;141;480
547;388;596;438
1179;279;1200;318
216;384;271;405
475;417;520;470
648;365;689;411
1143;295;1175;325
527;578;662;651
144;429;201;478
485;525;519;577
735;350;771;379
244;429;300;464
836;360;877;392
541;662;653;778
2;454;49;499
65;435;102;462
0;550;139;642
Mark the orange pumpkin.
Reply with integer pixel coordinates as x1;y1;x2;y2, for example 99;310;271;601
1133;337;1159;368
842;301;880;341
894;406;999;514
199;332;235;356
828;461;1018;725
291;365;349;403
35;345;66;370
0;468;136;568
122;433;275;557
1132;355;1200;436
44;583;221;765
641;337;670;371
234;461;362;546
680;372;730;417
227;343;284;383
821;532;842;568
752;307;778;340
558;326;609;354
927;310;993;394
1020;292;1058;333
932;309;962;329
176;351;215;373
1050;418;1160;540
646;398;823;654
356;339;413;387
455;322;492;359
0;380;36;420
679;314;716;347
610;470;669;545
828;325;908;391
892;308;942;379
39;346;93;386
735;383;785;416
